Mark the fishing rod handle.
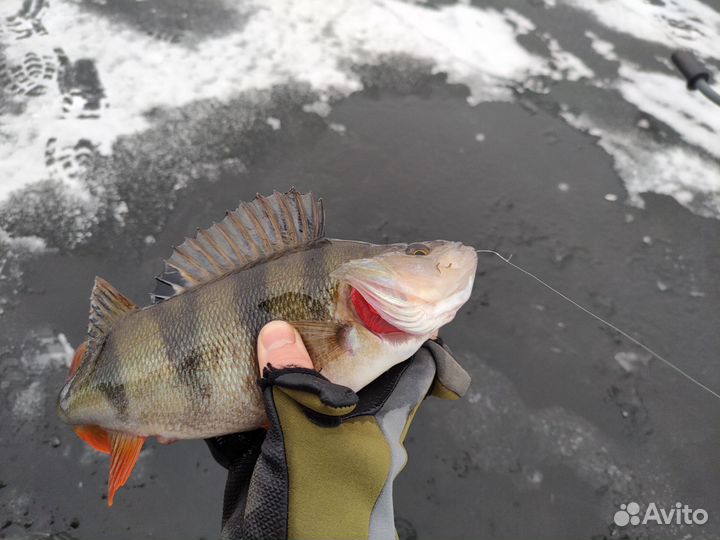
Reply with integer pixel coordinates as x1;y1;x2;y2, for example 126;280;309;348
671;49;711;90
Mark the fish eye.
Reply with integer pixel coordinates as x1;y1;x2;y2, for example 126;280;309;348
406;243;430;256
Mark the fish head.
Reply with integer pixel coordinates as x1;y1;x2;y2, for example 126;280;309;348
331;240;477;336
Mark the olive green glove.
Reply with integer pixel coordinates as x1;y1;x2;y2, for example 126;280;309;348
214;338;470;540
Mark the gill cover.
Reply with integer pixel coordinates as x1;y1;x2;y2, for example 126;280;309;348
331;241;477;335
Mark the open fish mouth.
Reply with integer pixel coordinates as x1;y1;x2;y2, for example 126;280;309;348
332;241;477;336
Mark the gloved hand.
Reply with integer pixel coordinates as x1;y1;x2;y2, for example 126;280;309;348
206;321;470;540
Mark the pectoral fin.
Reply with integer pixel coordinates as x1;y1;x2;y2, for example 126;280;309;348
107;432;146;507
289;320;348;370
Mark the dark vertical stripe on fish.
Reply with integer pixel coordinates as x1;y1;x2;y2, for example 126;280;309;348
302;244;331;318
231;269;252;339
154;296;181;373
251;255;269;335
96;337;130;421
155;293;214;405
227;268;258;384
177;347;214;401
319;241;337;310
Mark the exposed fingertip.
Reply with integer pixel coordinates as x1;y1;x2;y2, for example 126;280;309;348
257;321;314;372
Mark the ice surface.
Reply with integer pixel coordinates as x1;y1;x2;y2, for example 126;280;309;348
616;63;720;159
561;0;720;59
446;354;637;497
543;34;594;81
1;0;719;248
12;381;45;419
4;332;74;422
0;0;600;240
561;111;720;218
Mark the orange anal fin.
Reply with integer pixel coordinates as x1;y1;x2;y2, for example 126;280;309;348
68;341;88;380
107;432;146;507
74;425;111;454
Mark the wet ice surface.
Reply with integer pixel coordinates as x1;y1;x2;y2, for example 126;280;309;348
1;0;720;539
1;0;720;234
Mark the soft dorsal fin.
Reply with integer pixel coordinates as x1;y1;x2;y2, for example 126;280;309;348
88;277;138;344
151;189;325;302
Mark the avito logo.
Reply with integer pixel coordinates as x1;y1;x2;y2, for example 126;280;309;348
614;502;708;527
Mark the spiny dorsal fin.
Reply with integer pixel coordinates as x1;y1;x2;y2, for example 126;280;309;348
151;189;325;302
88;277;138;344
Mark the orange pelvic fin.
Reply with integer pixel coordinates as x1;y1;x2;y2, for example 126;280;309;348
67;341;88;380
74;425;111;454
156;435;177;445
107;432;146;507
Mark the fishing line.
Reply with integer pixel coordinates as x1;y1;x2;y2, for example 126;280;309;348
475;249;720;401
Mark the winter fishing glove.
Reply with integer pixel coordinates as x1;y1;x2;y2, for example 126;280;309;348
207;338;470;540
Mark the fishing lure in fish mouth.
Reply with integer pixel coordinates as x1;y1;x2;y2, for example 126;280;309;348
56;189;478;506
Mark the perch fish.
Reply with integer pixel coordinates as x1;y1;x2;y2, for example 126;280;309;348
57;189;477;505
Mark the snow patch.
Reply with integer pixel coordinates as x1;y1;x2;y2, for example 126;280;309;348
561;0;720;59
12;381;45;419
5;332;74;421
113;201;129;226
0;0;587;224
584;31;618;62
266;117;282;130
614;351;651;372
616;64;720;160
302;100;332;118
0;229;47;253
22;333;75;372
543;34;594;81
561;111;720;218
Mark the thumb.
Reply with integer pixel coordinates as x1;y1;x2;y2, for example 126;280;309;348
257;320;314;372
